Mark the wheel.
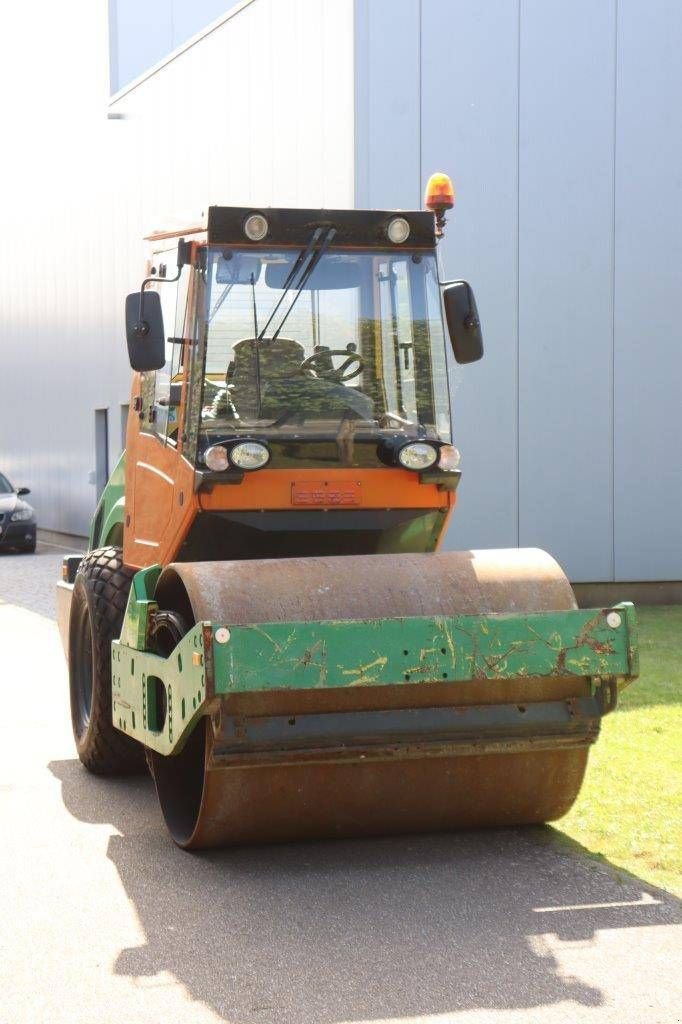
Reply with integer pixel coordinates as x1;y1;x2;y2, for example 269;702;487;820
20;539;36;553
68;546;146;774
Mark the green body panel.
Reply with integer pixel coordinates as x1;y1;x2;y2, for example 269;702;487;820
112;623;208;755
211;604;638;693
89;451;126;549
118;564;162;648
111;566;638;756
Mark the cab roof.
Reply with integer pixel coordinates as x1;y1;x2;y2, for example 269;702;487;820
146;207;436;248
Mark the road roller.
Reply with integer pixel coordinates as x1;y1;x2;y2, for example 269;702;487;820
57;174;639;848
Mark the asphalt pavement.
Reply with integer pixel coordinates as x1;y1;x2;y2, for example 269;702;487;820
0;542;680;1024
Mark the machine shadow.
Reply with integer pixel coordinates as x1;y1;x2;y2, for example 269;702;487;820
50;758;680;1024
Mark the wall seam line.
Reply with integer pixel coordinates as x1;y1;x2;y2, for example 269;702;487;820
516;0;522;548
418;0;423;203
611;0;619;581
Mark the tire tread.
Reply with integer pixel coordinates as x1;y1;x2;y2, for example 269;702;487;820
70;546;145;775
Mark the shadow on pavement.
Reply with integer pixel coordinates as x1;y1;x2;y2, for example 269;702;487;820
49;758;680;1024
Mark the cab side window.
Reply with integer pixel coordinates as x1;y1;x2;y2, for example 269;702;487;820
141;263;191;444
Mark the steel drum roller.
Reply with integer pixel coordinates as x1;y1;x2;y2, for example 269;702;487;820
149;549;590;848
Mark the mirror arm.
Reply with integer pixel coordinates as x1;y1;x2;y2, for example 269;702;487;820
135;238;191;335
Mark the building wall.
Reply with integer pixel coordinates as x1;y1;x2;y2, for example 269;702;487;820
0;0;355;538
0;3;131;537
109;0;236;92
355;0;682;582
1;0;679;581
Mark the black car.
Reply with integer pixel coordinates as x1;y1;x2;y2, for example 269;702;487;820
0;472;37;553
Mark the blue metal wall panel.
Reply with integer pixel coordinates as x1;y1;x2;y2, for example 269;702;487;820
517;0;616;581
613;0;682;580
354;0;421;210
355;0;682;582
418;0;521;551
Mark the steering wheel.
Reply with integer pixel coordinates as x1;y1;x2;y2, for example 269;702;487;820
300;349;364;383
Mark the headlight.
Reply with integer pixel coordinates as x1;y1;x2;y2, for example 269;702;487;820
229;441;271;471
203;445;229;471
11;507;34;522
397;442;439;471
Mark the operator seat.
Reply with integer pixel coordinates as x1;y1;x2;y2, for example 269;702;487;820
228;336;375;423
229;337;306;418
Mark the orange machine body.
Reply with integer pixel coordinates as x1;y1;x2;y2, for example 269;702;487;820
123;400;455;569
122;212;459;569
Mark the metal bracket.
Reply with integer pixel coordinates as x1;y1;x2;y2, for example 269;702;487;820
594;677;619;715
112;624;210;755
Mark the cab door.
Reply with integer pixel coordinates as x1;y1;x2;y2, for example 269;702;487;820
123;254;199;569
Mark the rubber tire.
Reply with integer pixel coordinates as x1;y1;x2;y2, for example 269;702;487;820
20;539;36;553
69;546;146;775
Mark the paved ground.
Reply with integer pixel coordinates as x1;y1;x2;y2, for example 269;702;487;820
0;543;680;1024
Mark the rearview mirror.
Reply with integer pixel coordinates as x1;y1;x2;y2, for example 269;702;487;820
17;486;30;496
442;281;484;364
125;291;166;371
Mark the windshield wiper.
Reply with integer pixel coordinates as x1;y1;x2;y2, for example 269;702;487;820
252;225;336;418
271;227;337;341
256;227;323;342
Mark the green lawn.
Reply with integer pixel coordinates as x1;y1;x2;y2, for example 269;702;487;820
557;606;682;896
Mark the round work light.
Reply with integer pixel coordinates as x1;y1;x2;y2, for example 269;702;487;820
229;441;271;471
397;442;439;471
243;213;269;241
387;216;411;244
204;445;229;471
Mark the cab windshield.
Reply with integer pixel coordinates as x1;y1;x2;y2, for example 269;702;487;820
201;246;451;467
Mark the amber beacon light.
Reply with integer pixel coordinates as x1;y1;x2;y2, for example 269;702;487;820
424;171;455;237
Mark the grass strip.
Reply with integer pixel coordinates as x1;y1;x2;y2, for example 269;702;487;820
558;606;681;896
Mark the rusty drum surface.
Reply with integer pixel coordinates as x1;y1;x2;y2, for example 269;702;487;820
149;549;590;848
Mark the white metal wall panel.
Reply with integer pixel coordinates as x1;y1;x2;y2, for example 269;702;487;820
119;0;355;221
0;0;355;539
0;3;132;537
613;0;682;580
417;0;521;551
517;0;616;581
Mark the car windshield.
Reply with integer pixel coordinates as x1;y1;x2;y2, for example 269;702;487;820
200;247;451;466
0;473;13;494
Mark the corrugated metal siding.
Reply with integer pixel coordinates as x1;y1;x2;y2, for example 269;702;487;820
612;0;682;580
0;0;355;538
355;0;682;582
2;0;679;581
